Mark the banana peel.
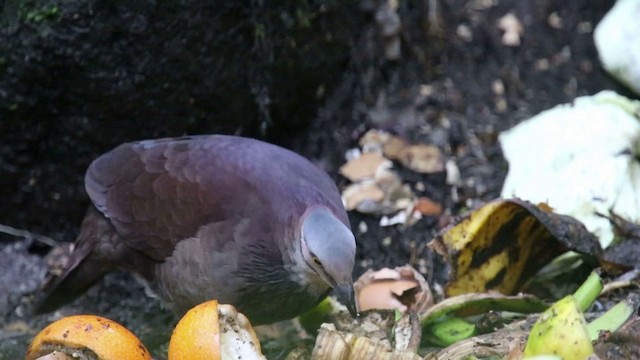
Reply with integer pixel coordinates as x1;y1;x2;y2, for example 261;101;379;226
523;295;594;359
523;271;635;359
420;292;547;347
312;323;422;360
423;317;476;347
522;271;599;359
587;297;636;341
310;310;423;360
419;270;634;358
428;198;602;296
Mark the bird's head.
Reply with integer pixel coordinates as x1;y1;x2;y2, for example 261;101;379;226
300;207;358;317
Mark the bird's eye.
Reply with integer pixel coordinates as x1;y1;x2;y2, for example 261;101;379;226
311;255;322;265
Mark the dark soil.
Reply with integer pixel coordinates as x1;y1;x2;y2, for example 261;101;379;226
1;0;633;358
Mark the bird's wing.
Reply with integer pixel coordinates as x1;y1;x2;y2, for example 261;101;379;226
84;135;269;260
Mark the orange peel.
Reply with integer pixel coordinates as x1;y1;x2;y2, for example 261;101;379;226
168;299;265;360
169;299;221;360
25;315;151;360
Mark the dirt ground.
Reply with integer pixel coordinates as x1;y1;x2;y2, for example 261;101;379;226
0;0;632;358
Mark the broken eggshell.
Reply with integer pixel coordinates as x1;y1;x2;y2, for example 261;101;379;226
342;181;386;213
341;129;446;221
342;169;416;216
354;265;433;315
355;129;446;175
357;128;410;161
398;144;445;174
358;129;394;153
339;152;392;182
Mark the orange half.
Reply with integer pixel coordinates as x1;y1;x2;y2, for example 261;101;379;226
168;299;221;360
25;315;151;360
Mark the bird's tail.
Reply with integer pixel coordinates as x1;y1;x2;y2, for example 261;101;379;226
35;242;111;314
34;208;113;314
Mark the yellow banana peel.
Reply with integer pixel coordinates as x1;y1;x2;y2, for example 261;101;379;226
523;295;593;359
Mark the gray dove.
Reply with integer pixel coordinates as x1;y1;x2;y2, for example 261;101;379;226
37;135;357;325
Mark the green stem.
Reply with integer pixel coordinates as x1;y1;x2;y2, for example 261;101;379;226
572;270;603;312
587;298;635;341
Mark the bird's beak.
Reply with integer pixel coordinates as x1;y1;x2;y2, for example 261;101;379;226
334;283;359;318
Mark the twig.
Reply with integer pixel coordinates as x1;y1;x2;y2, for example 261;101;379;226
0;223;58;247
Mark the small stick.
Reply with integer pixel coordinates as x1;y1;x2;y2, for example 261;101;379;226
0;223;57;247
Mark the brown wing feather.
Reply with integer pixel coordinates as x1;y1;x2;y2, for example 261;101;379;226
85;136;256;260
84;134;347;261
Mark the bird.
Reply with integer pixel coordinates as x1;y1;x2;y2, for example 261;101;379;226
36;134;358;325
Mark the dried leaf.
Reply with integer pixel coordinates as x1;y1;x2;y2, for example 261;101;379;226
420;292;547;326
312;323;422;360
434;329;529;359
